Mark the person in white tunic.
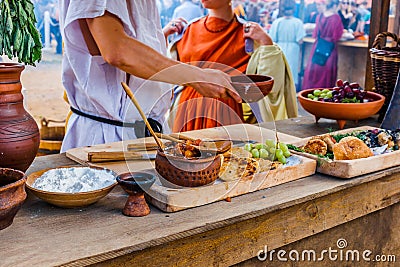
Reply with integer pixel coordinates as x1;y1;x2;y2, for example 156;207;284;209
59;0;241;152
269;4;305;89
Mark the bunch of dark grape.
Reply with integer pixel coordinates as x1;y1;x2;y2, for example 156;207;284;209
307;79;374;103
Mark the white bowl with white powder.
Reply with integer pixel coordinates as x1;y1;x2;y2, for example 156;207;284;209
26;166;118;208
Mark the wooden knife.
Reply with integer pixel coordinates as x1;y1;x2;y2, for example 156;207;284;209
87;151;155;163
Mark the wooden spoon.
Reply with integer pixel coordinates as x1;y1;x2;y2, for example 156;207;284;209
155;132;231;154
121;82;165;151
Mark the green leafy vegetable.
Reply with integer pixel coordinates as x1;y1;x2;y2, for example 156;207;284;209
0;0;42;65
330;131;364;143
287;144;304;153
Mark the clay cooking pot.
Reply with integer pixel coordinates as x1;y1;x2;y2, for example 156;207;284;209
0;168;27;230
155;149;221;187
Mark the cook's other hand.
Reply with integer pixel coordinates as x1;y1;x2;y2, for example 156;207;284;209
243;22;273;46
163;18;187;38
187;69;242;103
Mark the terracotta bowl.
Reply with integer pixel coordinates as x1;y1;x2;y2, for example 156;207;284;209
298;89;385;129
26;166;118;208
155;149;221;187
0;168;27;231
230;74;274;103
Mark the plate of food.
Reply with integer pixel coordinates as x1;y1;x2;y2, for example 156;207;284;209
287;126;400;178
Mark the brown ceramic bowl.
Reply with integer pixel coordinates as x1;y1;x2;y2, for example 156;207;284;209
0;168;27;231
298;89;385;129
155;149;221;187
26;166;118;208
231;74;274;103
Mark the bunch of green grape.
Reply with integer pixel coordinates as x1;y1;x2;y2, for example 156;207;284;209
244;139;291;164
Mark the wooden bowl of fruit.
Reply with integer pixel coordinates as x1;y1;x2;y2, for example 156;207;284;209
298;80;385;129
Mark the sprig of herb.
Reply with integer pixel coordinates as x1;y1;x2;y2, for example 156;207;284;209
0;0;42;65
330;131;364;143
287;144;304;153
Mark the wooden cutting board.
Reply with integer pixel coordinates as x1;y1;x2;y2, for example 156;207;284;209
145;154;316;212
65;124;314;212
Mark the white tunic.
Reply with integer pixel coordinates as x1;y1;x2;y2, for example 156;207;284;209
59;0;171;152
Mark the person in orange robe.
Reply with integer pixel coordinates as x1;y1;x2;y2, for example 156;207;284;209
164;0;273;132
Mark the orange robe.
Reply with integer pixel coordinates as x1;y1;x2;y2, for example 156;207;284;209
172;16;250;133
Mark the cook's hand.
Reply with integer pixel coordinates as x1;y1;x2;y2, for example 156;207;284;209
163;18;187;38
188;69;242;103
243;22;273;45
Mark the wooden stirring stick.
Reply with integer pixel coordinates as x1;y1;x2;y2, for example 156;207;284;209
155;132;184;144
121;82;165;151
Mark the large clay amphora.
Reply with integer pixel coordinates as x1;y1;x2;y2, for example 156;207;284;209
0;63;40;171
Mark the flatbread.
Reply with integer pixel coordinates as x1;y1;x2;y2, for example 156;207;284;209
218;147;283;181
256;158;273;173
222;147;252;158
219;156;259;182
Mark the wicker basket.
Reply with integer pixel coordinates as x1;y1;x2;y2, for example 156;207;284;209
370;32;400;120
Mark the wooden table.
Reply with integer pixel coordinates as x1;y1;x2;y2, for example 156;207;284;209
2;116;399;266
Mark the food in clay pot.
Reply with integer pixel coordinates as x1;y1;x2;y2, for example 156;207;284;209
155;140;221;187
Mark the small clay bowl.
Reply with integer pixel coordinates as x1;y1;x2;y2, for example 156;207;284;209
0;168;27;231
116;172;156;217
230;74;274;103
116;172;156;194
155;149;221;187
298;89;385;129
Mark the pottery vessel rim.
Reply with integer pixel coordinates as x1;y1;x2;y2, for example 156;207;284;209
157;149;221;163
0;168;27;189
298;89;385;106
230;74;274;84
0;62;25;70
116;172;156;186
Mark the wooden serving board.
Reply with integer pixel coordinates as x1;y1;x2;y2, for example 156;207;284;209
289;126;400;178
145;154;316;212
65;124;315;212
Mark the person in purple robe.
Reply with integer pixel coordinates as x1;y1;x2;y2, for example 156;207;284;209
302;0;343;90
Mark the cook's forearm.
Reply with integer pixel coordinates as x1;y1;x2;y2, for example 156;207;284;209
112;36;204;86
87;17;204;86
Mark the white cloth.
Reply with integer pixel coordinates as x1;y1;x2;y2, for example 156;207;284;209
269;17;305;85
59;0;171;152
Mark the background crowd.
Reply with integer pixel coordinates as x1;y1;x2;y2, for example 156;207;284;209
31;0;373;92
29;0;379;150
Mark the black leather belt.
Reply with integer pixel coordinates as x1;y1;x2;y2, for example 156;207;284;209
70;107;162;138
